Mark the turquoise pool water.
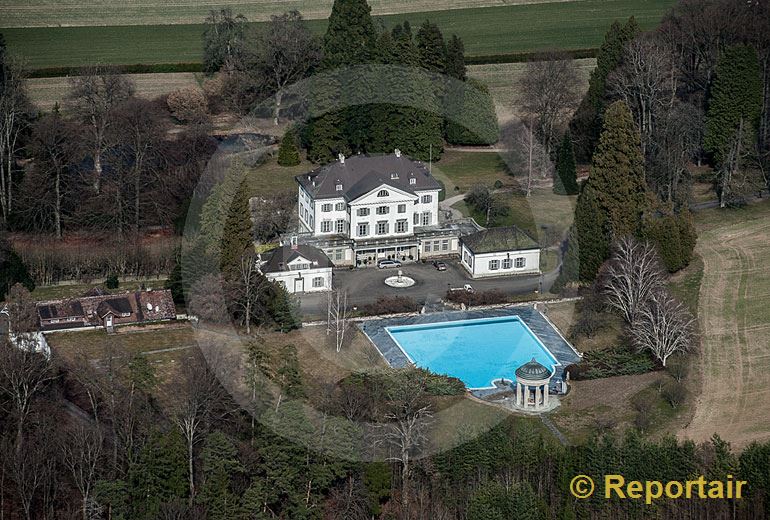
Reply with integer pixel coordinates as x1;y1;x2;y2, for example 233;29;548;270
386;316;558;389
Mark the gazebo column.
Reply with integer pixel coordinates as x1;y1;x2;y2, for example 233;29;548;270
543;384;549;407
516;382;523;407
534;386;540;410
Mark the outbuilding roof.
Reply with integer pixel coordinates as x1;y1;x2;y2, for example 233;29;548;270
460;226;539;254
260;245;333;273
295;153;442;201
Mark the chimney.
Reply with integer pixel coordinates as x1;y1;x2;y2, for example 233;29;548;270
338;153;345;164
394;148;401;158
290;235;298;250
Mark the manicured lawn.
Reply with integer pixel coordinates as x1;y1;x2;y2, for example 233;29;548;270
3;0;675;69
243;155;313;197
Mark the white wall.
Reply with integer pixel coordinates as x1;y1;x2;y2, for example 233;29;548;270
349;185;417;240
266;267;333;294
313;197;348;236
461;246;540;278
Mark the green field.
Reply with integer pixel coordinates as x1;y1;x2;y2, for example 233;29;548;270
3;0;675;69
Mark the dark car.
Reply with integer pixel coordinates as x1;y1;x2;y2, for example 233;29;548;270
377;259;402;269
432;260;447;271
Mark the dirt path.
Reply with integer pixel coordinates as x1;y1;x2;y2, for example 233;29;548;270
679;204;770;448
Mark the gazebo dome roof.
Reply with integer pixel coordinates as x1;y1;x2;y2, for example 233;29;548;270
515;358;552;381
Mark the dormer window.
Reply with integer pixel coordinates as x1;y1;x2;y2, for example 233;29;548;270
336;183;343;191
377;189;389;197
390;173;399;179
409;178;416;185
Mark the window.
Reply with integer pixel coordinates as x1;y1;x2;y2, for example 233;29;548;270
377;189;389;197
410;177;416;185
489;260;500;270
515;257;526;268
441;239;449;251
312;277;324;288
357;208;370;217
397;204;406;213
335;220;345;234
334;249;343;261
425;242;432;252
390;172;399;179
357;223;369;236
421;194;432;204
413;214;419;225
396;220;408;233
321;203;332;212
321;221;332;233
376;206;389;215
503;258;512;269
336;184;343;191
421;212;431;226
335;202;345;211
293;263;310;271
463;251;472;265
376;221;388;235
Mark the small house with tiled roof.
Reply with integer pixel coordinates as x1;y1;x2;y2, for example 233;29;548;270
459;226;540;278
258;244;333;294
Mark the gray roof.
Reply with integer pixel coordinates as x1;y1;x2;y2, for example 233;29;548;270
460;226;539;254
296;153;442;201
515;357;552;381
261;245;333;273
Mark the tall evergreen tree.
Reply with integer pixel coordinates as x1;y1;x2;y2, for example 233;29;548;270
704;45;763;165
445;34;466;80
569;17;639;161
0;239;34;298
277;127;301;166
321;0;378;70
219;177;252;277
574;185;609;282
553;131;579;195
197;431;244;520
587;100;647;239
415;20;447;73
128;430;188;518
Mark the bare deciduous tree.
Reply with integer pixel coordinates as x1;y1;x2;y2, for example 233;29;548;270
603;236;666;324
0;57;31;225
630;289;696;367
2;430;55;520
67;67;134;193
504;120;553;197
5;283;37;333
60;424;104;520
376;368;433;513
255;11;322;125
326;288;349;353
0;338;55;453
516;54;581;154
608;34;678;155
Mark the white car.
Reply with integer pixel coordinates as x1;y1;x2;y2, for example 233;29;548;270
377;259;402;269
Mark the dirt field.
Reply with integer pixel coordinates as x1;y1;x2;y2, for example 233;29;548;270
679;201;770;448
26;72;200;111
2;0;575;27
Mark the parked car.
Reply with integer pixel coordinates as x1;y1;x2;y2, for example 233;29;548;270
448;284;475;293
432;260;447;271
377;259;402;269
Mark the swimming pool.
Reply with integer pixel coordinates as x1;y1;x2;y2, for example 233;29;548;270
386;315;559;389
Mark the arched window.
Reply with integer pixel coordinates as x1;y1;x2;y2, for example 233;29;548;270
377;189;389;197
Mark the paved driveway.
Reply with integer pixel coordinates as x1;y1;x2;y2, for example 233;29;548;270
298;259;556;315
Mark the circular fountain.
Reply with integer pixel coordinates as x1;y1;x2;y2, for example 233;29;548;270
384;269;416;288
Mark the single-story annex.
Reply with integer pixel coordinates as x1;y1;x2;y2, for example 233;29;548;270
460;226;541;278
258;244;333;294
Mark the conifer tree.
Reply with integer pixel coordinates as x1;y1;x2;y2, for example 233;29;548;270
587;100;647;239
219;177;252;278
445;34;466;80
415;20;447;73
197;431;244;519
569;17;639;161
573;185;609;282
277;127;301;166
128;430;188;516
268;283;301;332
321;0;378;70
553;131;579;195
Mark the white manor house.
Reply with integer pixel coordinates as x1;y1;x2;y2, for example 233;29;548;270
285;149;540;276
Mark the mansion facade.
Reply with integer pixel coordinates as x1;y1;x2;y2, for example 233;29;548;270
293;150;479;266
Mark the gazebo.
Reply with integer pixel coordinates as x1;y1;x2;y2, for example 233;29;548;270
514;358;553;410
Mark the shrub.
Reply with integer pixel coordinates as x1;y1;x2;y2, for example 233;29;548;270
277;128;301;166
360;296;420;316
105;274;120;289
445;289;508;307
661;380;688;409
166;87;209;123
566;346;656;380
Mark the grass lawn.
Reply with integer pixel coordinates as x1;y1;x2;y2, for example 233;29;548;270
4;0;675;69
26;72;200;110
680;201;770;448
242;154;312;198
31;277;168;301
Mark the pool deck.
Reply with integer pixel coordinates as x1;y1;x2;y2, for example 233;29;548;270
358;305;582;397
